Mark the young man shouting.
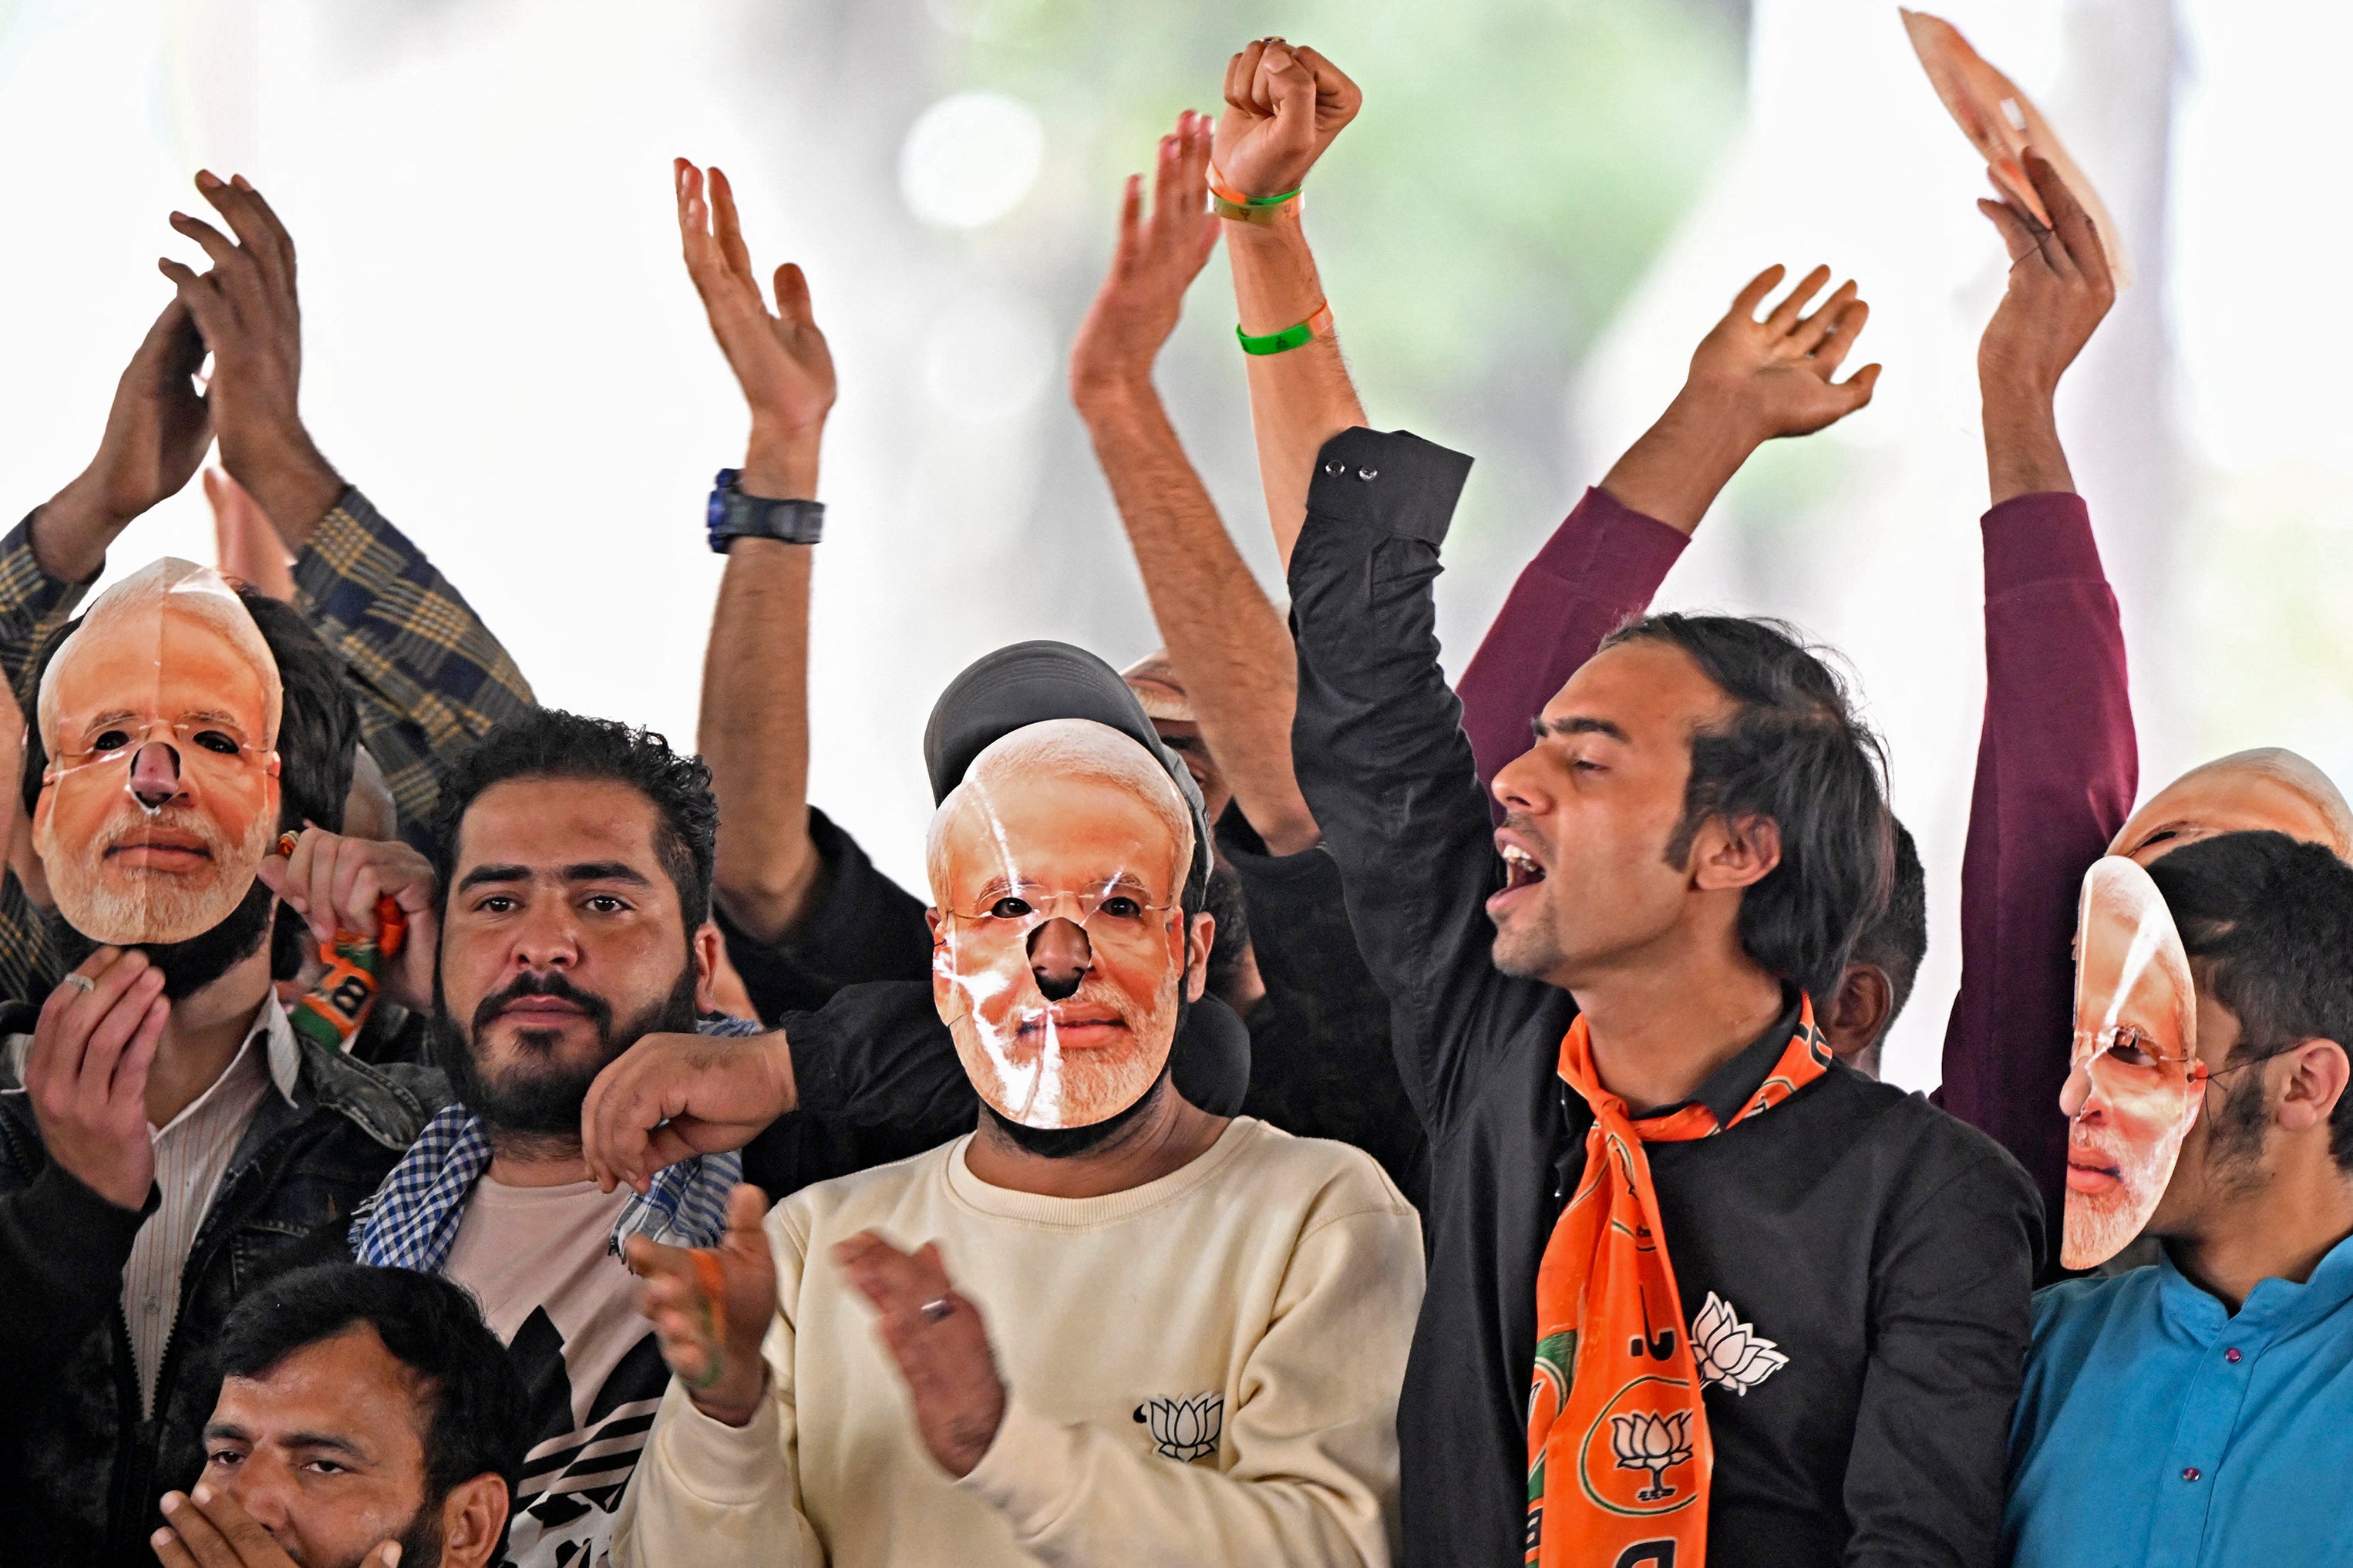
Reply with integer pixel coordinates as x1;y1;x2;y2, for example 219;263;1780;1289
1218;37;2039;1567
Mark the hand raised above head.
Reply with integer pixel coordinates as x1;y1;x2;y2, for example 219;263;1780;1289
155;172;342;539
25;948;167;1211
675;159;835;490
1682;263;1882;445
628;1183;778;1428
1214;38;1361;203
1069;111;1222;401
1977;150;2116;402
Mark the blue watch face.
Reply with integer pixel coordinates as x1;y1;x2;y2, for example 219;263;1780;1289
708;489;729;530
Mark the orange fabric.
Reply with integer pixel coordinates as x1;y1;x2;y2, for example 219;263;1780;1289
1525;997;1830;1567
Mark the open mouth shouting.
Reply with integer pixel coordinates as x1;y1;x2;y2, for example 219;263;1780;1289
1488;829;1548;918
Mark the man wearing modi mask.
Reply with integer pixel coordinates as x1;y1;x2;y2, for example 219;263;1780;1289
614;642;1422;1568
2008;830;2353;1565
0;557;440;1566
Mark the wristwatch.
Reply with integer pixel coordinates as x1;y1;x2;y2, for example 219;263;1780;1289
706;468;825;552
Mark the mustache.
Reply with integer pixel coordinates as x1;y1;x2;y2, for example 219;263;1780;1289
1010;972;1143;1035
98;803;234;854
471;970;614;1039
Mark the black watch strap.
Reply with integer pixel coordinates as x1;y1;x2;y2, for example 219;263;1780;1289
707;469;825;552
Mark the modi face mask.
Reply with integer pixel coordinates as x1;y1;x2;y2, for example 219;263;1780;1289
2061;856;2203;1269
32;559;282;946
927;718;1194;1129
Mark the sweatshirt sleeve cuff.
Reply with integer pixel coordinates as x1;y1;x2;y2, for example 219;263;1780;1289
1981;492;2104;596
1530;486;1690;588
652;1376;789;1505
958;1395;1083;1537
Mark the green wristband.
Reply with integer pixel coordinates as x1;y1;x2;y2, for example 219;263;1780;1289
1236;302;1334;357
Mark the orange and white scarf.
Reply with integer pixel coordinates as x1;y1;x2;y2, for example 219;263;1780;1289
1525;996;1830;1568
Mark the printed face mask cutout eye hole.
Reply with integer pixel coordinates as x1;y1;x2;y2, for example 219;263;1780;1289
928;718;1195;1131
2062;856;2200;1270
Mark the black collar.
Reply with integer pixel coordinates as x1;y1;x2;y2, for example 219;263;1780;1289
1634;985;1806;1128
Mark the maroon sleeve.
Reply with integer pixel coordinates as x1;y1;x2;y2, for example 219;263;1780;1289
1936;492;2136;1271
1456;486;1689;789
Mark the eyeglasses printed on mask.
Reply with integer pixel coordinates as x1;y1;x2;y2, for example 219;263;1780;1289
2072;1023;2207;1089
48;715;276;780
943;880;1181;952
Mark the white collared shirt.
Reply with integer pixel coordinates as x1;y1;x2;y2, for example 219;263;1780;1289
8;998;301;1415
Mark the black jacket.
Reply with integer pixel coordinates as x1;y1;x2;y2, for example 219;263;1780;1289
0;1006;442;1568
1285;427;2043;1568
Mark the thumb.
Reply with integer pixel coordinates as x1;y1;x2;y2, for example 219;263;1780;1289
772;262;813;325
253;852;298;907
727;1182;771;1238
363;1539;404;1568
1839;363;1883;410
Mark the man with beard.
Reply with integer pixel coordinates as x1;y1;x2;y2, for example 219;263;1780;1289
611;672;1421;1568
0;568;439;1568
2007;831;2353;1566
341;707;776;1568
154;1263;527;1568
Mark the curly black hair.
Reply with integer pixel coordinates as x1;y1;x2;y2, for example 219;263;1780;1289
429;707;718;930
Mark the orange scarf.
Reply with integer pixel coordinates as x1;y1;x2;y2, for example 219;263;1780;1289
1525;996;1829;1568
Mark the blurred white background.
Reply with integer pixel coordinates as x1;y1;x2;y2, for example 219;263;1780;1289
2;0;2345;1089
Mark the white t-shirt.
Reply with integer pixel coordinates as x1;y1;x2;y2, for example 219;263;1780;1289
445;1176;665;1568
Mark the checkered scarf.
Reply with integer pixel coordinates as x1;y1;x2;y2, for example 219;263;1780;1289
352;1015;762;1272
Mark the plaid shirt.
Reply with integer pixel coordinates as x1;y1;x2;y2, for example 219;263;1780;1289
290;487;537;848
352;1018;762;1270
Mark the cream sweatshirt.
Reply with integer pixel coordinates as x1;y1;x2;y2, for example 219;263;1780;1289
612;1117;1422;1568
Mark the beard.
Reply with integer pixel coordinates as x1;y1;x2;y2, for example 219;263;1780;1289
438;961;699;1139
2061;1109;2193;1270
984;1057;1175;1158
40;797;278;948
1201;859;1253;1003
947;965;1177;1132
45;875;278;1001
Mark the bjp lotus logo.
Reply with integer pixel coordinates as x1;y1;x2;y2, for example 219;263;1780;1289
1608;1410;1695;1502
1690;1293;1787;1395
1134;1393;1223;1462
1578;1377;1700;1516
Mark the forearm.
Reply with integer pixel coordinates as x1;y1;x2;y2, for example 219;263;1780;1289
1225;210;1365;570
614;1379;822;1568
237;434;346;555
1078;381;1317;853
702;540;819;943
1981;378;2073;505
0;1165;150;1388
27;474;130;585
1594;383;1766;536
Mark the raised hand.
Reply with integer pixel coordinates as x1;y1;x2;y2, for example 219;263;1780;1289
675;160;834;498
34;295;215;580
1977;151;2116;402
25;949;168;1210
153;1482;400;1568
254;828;439;1014
1213;38;1362;201
1069;112;1221;402
581;1028;796;1194
157;173;342;542
628;1183;779;1428
1684;264;1881;445
834;1231;1006;1479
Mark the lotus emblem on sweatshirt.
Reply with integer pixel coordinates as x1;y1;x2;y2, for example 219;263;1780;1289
1133;1393;1224;1462
1608;1409;1695;1502
1691;1292;1789;1395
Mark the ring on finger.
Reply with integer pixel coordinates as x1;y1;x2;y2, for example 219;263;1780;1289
62;974;96;994
919;1297;954;1324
